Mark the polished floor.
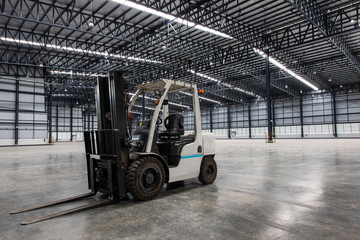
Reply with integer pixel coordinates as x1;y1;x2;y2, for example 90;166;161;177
1;139;360;240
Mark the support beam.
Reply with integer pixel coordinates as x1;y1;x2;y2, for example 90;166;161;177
48;84;53;144
83;108;86;131
272;100;276;138
300;95;304;138
56;105;59;142
87;101;91;131
0;0;356;92
92;114;94;131
1;0;5;13
248;104;252;139
14;79;19;145
82;110;85;131
70;106;73;141
332;92;338;138
122;0;330;91
265;50;273;143
227;107;231;139
0;0;336;96
286;0;360;74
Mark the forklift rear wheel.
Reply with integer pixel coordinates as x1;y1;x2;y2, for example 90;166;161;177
126;157;165;201
198;157;217;184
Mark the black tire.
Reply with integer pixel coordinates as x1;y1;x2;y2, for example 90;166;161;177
126;157;165;201
198;157;217;184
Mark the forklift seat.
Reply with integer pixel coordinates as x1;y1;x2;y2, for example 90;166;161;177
157;114;195;166
158;114;184;141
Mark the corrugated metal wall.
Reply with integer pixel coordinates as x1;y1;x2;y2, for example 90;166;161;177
1;76;358;146
50;106;90;142
0;76;47;145
184;90;360;139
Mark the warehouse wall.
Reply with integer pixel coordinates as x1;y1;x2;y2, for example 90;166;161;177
50;107;97;142
0;76;48;146
1;78;358;146
184;89;360;139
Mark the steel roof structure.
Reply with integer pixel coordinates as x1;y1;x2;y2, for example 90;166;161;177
0;0;359;108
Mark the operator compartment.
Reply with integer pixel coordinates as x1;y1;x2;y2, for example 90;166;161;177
127;79;204;168
157;114;195;167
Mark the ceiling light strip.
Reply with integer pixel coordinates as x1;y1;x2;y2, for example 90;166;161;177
111;0;233;39
50;70;106;77
180;91;221;104
253;48;319;90
188;69;260;98
0;36;162;64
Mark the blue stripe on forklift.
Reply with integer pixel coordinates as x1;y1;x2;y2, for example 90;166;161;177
181;154;204;159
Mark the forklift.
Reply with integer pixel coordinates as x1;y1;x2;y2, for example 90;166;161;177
10;71;217;225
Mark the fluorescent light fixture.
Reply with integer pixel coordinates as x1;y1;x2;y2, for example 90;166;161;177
180;91;221;104
129;93;189;108
173;18;196;27
0;36;162;64
50;70;106;77
221;82;260;98
113;0;175;20
189;69;220;83
193;25;233;39
253;48;319;90
111;0;233;39
188;69;260;97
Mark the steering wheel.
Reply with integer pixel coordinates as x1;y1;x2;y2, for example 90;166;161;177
146;114;162;125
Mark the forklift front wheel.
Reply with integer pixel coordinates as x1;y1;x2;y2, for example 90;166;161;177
198;157;217;185
126;157;165;201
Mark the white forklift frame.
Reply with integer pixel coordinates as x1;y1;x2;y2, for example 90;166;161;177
10;74;217;225
128;79;216;183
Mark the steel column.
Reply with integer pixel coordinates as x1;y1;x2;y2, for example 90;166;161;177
227;107;231;139
48;84;53;144
14;79;19;145
265;49;273;143
70;106;73;141
83;110;86;131
56;105;59;142
300;95;304;138
87;101;91;131
1;0;5;13
272;100;276;138
332;92;338;137
248;105;252;139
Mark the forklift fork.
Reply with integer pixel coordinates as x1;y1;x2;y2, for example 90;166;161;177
10;72;130;225
10;192;115;225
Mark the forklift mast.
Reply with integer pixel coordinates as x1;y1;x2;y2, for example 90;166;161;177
84;71;130;200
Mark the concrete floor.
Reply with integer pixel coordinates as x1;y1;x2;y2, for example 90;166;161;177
1;139;360;240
